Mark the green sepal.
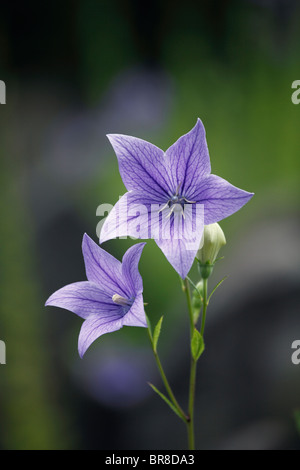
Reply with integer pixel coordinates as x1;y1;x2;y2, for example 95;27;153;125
191;328;205;361
199;262;214;279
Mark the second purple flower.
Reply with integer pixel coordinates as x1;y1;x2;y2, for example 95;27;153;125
45;234;147;357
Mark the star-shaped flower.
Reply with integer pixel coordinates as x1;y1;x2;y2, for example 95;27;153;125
100;119;254;279
45;234;147;357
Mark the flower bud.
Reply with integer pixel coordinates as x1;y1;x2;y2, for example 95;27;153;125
196;223;226;278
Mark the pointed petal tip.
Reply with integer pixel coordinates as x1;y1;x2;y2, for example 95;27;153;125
135;241;147;249
82;232;101;253
243;190;255;202
45;293;55;307
82;232;94;252
78;347;85;359
106;133;123;144
82;232;89;244
106;133;121;149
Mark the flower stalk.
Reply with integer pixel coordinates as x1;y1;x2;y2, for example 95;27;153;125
146;315;188;424
184;278;202;450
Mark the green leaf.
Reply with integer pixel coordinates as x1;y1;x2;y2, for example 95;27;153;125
191;328;205;361
153;316;164;353
207;276;227;305
148;383;182;420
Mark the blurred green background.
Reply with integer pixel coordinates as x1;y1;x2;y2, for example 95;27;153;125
0;0;300;450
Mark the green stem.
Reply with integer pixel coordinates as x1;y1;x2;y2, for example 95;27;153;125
187;358;197;449
146;325;188;423
200;278;208;337
184;276;209;450
183;278;194;333
183;278;197;450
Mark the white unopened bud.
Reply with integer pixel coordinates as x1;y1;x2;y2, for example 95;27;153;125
196;223;226;278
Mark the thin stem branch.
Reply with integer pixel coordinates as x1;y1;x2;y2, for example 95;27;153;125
146;323;188;423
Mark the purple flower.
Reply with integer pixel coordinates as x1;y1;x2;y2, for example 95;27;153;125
100;119;254;279
45;234;147;357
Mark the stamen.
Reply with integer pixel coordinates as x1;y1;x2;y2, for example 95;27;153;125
166;205;176;219
158;201;170;213
112;294;132;307
182;196;196;204
158;182;196;220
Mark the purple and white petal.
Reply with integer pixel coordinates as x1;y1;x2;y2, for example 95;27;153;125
78;314;124;357
155;204;205;279
122;293;147;328
155;238;197;280
82;233;128;297
122;243;146;296
45;281;119;320
100;192;152;244
190;174;254;225
107;134;172;199
165;119;211;196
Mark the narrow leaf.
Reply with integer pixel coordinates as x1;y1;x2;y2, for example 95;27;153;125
153;316;164;352
207;276;227;305
191;328;205;361
148;383;182;420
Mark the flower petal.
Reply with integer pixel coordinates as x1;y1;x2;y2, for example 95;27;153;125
190;174;254;225
78;314;124;357
165;118;211;196
122;293;147;328
82;233;128;297
100;192;152;244
154;204;204;279
107;134;171;199
122;243;146;295
45;281;120;319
